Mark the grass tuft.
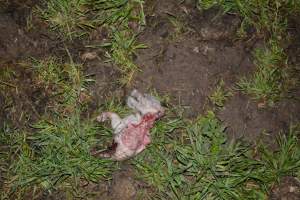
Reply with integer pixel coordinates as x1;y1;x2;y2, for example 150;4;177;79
1;113;115;199
134;111;300;199
197;0;300;37
209;79;232;108
0;57;114;199
258;126;300;182
31;57;94;114
103;29;147;85
198;0;300;105
237;40;287;106
36;0;146;85
37;0;91;39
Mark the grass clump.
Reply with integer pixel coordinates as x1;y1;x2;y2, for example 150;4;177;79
31;57;93;114
197;0;300;105
98;0;146;85
38;0;145;39
135;111;300;199
0;57;115;199
38;0;145;85
134;116;185;193
258;126;300;182
1;113;115;199
209;79;232;108
237;40;287;106
38;0;141;39
90;0;146;27
0;57;93;128
197;0;300;37
167;15;187;41
37;0;91;39
103;29;147;85
37;0;146;85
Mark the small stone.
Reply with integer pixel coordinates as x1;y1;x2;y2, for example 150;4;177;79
289;186;297;193
193;47;199;53
81;52;98;61
257;102;266;109
200;44;215;56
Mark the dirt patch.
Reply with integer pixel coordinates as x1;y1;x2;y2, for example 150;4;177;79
83;59;124;112
217;13;300;145
218;93;300;145
109;165;138;200
269;176;300;200
0;65;41;128
132;0;252;118
0;0;90;64
71;164;139;200
0;1;114;126
0;1;60;127
130;0;300;146
0;1;53;62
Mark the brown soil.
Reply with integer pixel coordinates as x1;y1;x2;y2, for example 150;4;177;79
132;1;250;119
269;176;300;200
1;0;300;199
131;0;300;145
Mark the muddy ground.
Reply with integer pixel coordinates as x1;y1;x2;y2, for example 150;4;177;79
0;0;300;199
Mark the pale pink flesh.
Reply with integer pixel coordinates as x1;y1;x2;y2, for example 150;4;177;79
95;90;164;160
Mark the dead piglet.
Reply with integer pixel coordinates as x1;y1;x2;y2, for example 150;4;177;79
92;89;165;161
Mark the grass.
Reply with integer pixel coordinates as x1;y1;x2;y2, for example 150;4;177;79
258;126;300;183
133;112;185;194
1;114;115;199
197;0;300;105
167;14;187;41
94;0;146;85
30;57;94;114
1;1;300;199
103;29;147;85
134;111;300;199
0;57;94;128
209;79;232;108
37;0;91;39
1;58;299;199
0;65;16;92
237;40;287;106
197;0;300;37
0;57;116;199
37;0;146;85
37;0;142;39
